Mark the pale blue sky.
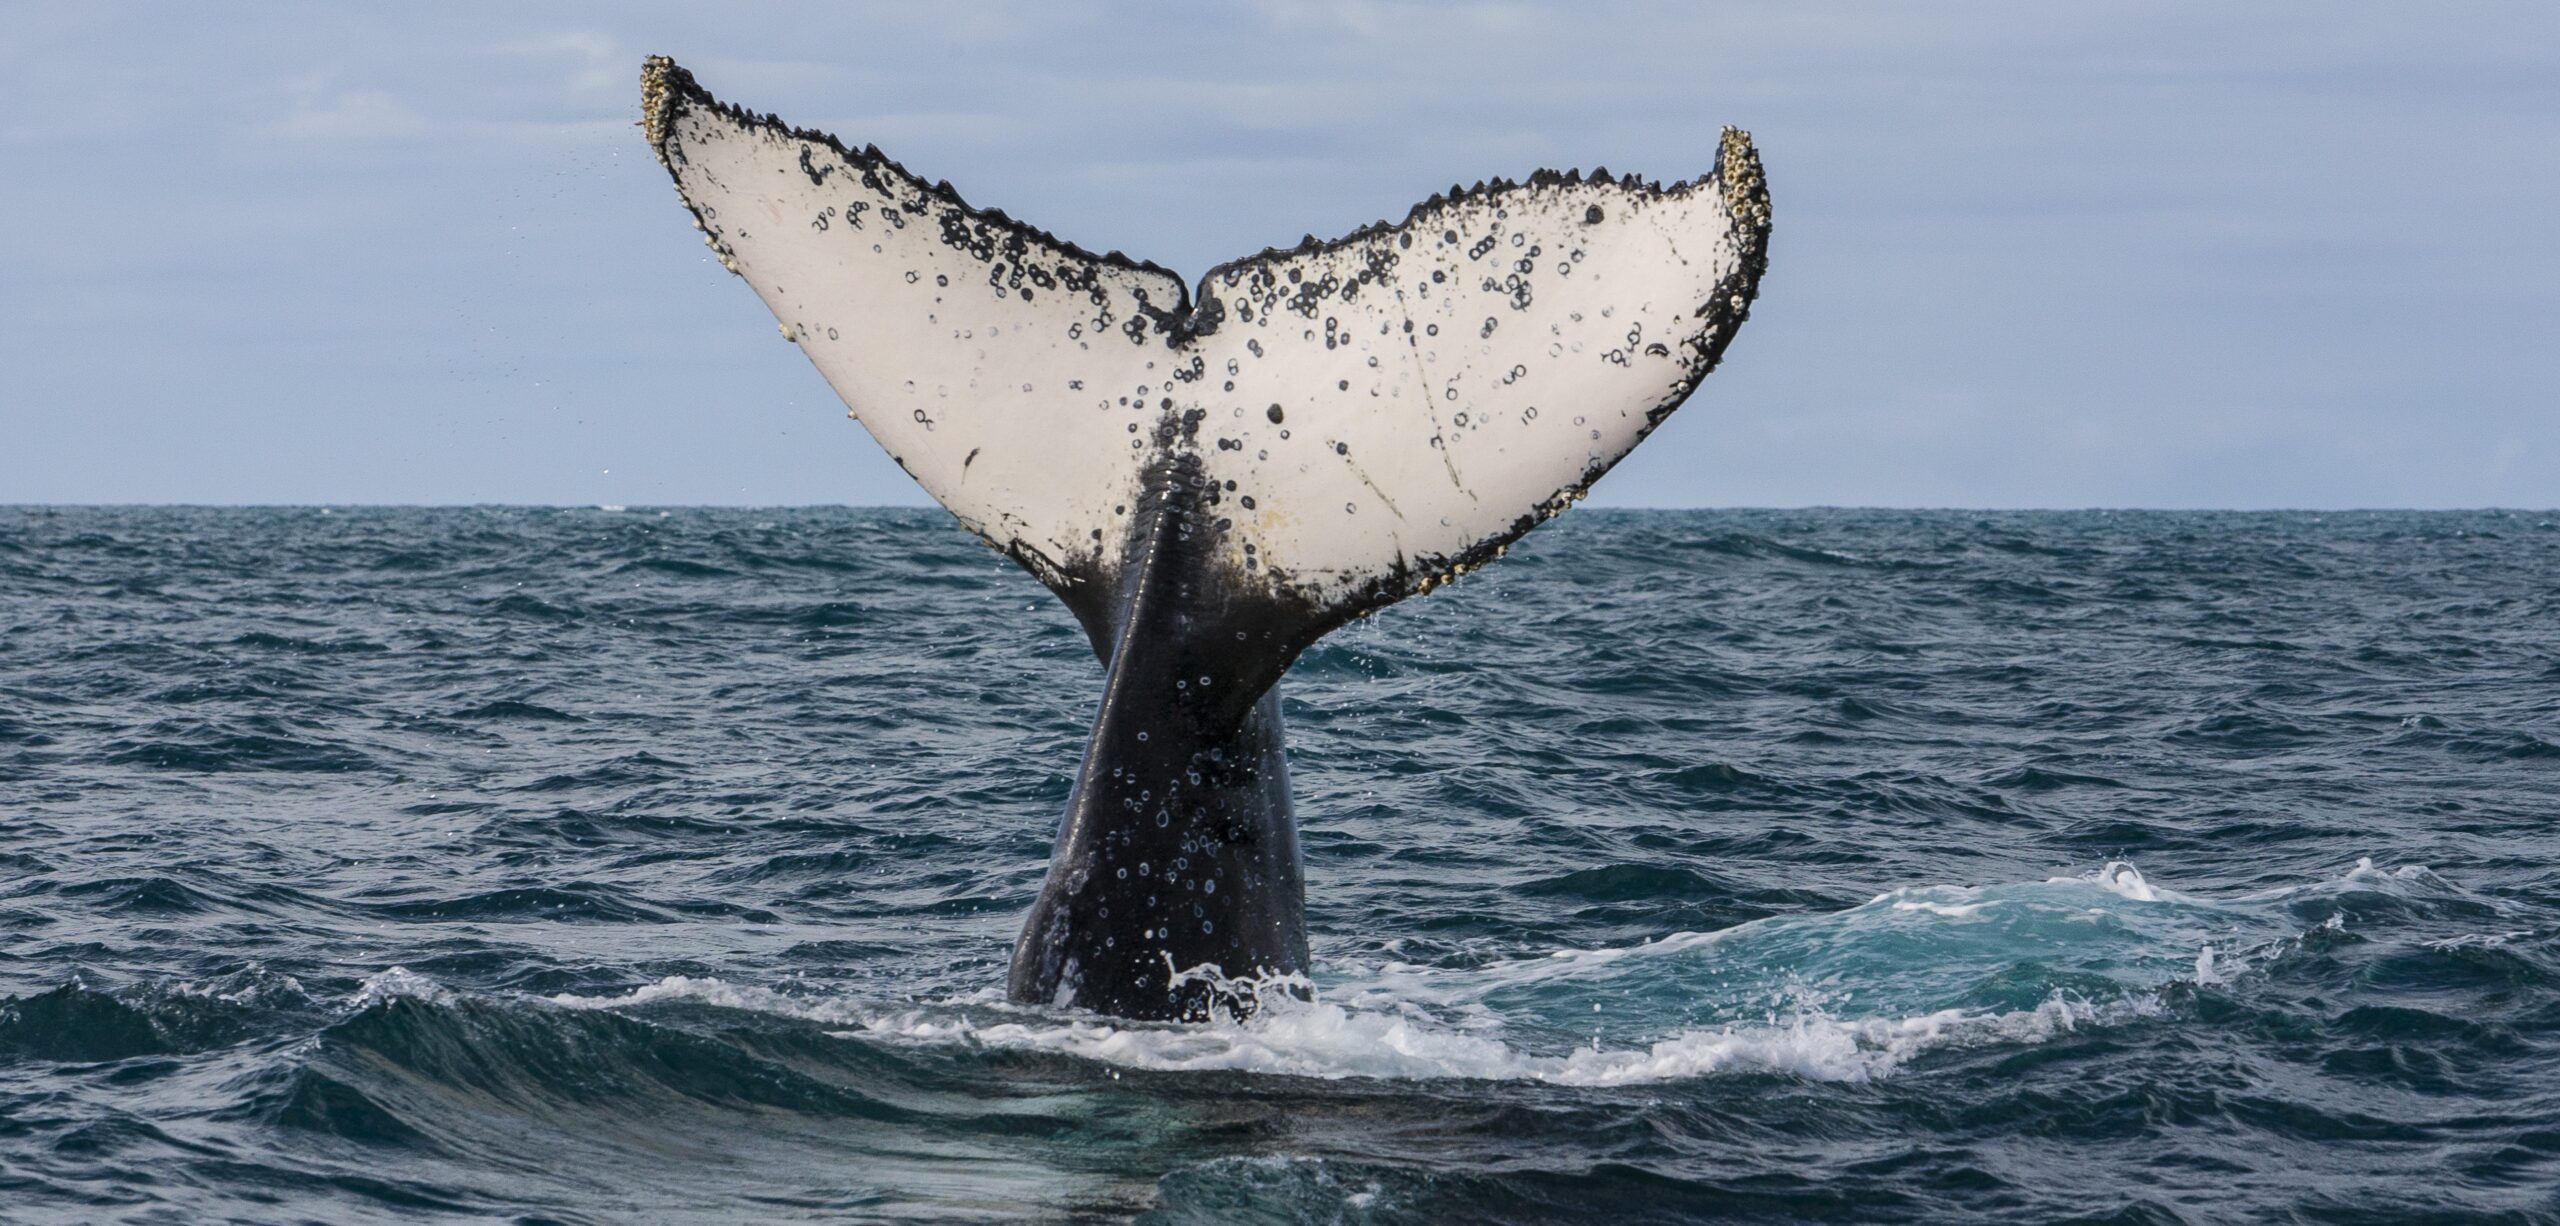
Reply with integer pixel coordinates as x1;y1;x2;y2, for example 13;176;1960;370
5;2;2554;507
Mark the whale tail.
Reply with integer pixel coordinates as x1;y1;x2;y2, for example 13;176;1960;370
643;57;1770;1017
641;56;1767;691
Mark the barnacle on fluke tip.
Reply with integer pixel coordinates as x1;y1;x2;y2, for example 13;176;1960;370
640;56;1770;1020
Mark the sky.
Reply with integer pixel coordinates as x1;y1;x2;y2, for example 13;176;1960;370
4;2;2554;509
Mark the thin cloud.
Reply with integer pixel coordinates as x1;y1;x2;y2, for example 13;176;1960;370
486;30;628;98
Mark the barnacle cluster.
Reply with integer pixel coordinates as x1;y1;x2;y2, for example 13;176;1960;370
1719;127;1772;248
640;56;681;168
641;57;745;275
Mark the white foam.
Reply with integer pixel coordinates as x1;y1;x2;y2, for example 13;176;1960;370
165;962;309;1006
536;860;2323;1087
552;974;2133;1087
2423;931;2531;951
1892;899;1990;919
350;966;453;1008
2056;860;2187;903
2342;856;2440;884
2234;858;2498;917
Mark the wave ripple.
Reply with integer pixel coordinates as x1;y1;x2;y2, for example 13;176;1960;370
3;507;2557;1222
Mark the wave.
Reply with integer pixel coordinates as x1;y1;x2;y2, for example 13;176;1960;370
8;855;2545;1224
538;861;2309;1088
573;975;2133;1087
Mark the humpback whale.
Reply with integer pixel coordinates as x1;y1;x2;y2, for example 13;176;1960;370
639;57;1770;1021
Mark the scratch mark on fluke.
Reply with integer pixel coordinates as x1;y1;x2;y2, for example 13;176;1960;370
639;55;1771;1021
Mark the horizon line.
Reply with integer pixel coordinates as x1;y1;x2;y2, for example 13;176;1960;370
5;503;2553;516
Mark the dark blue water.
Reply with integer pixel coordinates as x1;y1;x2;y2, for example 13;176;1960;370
3;506;2556;1224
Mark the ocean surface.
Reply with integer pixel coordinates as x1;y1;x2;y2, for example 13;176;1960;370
2;506;2556;1224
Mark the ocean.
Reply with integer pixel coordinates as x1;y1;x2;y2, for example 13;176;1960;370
2;506;2555;1223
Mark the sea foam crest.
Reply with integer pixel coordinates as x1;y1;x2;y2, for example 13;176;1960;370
349;966;454;1009
954;991;2121;1085
551;977;2137;1087
541;862;2345;1085
2050;860;2186;903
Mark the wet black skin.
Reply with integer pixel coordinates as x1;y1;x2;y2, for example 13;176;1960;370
1008;451;1318;1021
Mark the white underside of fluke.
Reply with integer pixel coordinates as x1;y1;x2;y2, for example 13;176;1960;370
644;57;1769;613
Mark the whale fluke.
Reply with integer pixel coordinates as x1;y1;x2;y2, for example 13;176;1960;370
641;56;1770;1019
